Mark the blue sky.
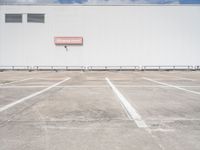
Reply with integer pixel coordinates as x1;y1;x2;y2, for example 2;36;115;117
180;0;200;3
0;0;200;4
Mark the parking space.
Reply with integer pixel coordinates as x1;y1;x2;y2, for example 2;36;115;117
0;71;200;150
118;87;200;119
12;87;128;122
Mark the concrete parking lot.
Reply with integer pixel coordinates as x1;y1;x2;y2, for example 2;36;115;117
0;71;200;150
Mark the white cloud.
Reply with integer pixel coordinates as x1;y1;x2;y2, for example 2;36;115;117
86;0;179;4
0;0;59;4
86;0;133;4
0;0;179;4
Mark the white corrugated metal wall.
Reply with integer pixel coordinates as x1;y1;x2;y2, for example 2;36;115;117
0;5;200;67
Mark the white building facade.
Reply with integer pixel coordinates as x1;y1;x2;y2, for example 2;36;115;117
0;5;200;67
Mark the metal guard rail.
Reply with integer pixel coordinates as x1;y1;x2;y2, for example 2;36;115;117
0;66;199;71
142;66;194;71
87;66;140;71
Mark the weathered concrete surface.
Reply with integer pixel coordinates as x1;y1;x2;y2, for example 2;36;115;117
0;71;200;150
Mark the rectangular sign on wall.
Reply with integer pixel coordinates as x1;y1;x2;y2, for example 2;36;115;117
54;37;83;45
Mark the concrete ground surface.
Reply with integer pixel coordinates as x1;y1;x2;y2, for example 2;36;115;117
0;71;200;150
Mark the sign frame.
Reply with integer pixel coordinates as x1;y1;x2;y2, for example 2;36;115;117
54;37;83;45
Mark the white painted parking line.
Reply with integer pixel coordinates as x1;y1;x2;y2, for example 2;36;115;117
157;74;195;81
176;77;195;81
105;77;147;128
176;85;200;88
1;85;200;89
0;85;109;88
0;77;70;112
0;86;47;88
36;78;69;80
0;78;33;86
116;85;200;88
143;77;200;95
